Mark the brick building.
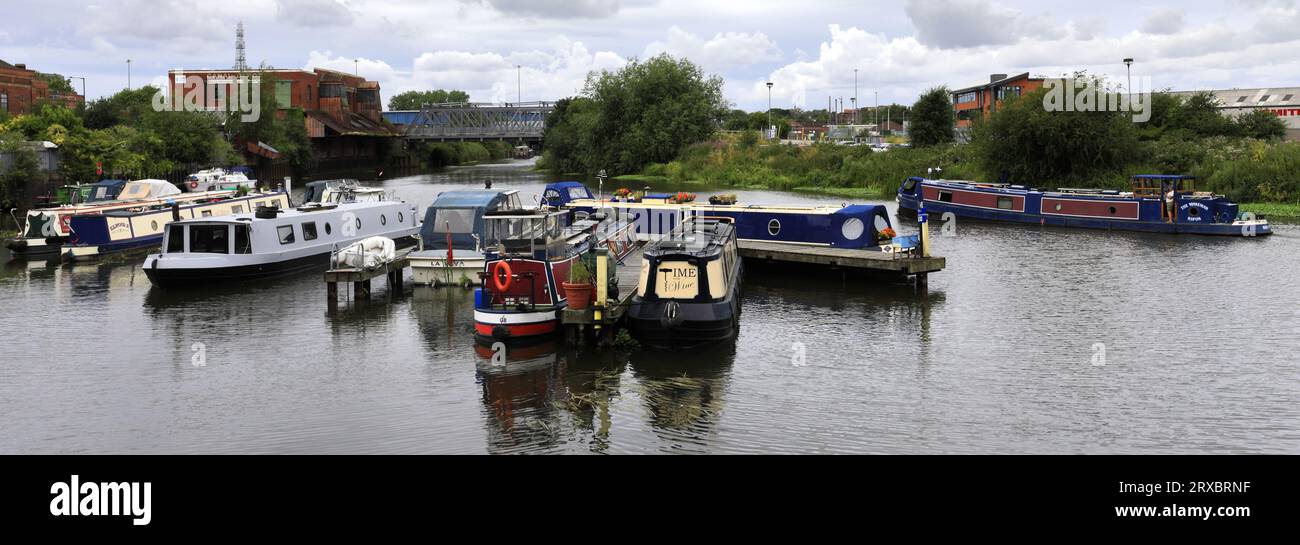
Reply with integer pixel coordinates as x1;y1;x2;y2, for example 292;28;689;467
952;73;1044;127
0;59;85;116
167;67;396;164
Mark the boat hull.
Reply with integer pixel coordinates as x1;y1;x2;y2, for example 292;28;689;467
626;297;739;349
144;253;329;288
473;308;561;342
897;181;1271;237
4;236;63;257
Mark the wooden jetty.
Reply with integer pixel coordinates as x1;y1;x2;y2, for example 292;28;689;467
737;240;945;289
560;245;644;346
324;248;412;302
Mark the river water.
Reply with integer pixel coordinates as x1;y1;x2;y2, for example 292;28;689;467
2;160;1298;454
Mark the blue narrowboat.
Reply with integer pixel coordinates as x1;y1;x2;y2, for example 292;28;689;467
896;175;1270;237
542;181;894;248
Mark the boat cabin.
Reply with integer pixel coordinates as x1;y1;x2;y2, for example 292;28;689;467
483;209;572;258
420;190;524;251
637;218;739;303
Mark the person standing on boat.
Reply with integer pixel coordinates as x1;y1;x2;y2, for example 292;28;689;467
1162;180;1175;222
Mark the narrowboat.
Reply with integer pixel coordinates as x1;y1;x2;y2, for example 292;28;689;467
472;209;632;343
142;199;420;287
5;179;233;258
626;217;743;349
542;181;893;248
896;175;1271;237
61;190;289;261
409;189;526;286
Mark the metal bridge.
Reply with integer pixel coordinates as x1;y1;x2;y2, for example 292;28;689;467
393;101;555;141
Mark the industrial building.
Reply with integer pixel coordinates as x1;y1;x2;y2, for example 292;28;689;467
1167;87;1300;141
0;59;84;115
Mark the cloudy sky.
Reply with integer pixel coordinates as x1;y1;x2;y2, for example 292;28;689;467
3;0;1299;110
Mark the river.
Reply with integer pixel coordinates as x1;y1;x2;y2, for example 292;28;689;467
2;159;1298;454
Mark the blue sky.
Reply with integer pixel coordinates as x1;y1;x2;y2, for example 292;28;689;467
3;0;1299;110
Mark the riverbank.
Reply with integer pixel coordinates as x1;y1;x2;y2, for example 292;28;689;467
1239;202;1300;219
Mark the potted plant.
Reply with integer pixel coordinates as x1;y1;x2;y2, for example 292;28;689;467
613;187;633;202
563;256;596;310
877;227;897;243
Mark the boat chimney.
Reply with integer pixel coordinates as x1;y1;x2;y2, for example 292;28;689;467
170;201;180;221
485;178;493;189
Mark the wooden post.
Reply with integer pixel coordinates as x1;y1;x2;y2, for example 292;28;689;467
354;279;371;300
327;281;338;300
918;205;931;258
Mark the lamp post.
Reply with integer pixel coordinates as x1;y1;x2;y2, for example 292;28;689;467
516;65;521;104
1123;57;1134;94
126;59;131;90
68;76;86;100
853;68;858;125
766;81;774;140
354;59;359;75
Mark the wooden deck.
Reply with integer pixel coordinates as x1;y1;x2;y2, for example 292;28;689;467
737;240;945;276
560;246;644;344
324;249;413;301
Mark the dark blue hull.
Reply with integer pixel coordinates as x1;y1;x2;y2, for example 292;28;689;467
896;182;1271;238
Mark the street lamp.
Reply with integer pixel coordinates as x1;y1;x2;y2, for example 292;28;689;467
354;59;359;75
1123;58;1134;94
766;81;774;140
126;59;131;89
68;76;86;99
853;68;858;125
516;65;521;104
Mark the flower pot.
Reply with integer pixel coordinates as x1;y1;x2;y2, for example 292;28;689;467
563;282;595;310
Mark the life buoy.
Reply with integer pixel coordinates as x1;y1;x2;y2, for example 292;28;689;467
492;261;513;292
190;181;198;190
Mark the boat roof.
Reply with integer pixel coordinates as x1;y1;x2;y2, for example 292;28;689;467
117;179;181;200
644;221;734;258
431;190;509;208
171;200;400;225
1132;174;1196;180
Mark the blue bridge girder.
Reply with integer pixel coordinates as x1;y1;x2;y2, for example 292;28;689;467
400;101;555;141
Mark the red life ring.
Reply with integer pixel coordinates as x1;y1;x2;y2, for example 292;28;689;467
190;181;198;189
492;261;513;292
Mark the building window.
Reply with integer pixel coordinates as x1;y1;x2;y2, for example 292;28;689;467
1236;96;1248;103
1285;94;1295;102
955;91;977;104
1259;95;1271;102
1;91;7;112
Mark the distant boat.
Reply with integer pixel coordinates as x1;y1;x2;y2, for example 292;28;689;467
5;179;233;258
626;217;743;349
542;181;894;248
896;175;1272;237
301;179;387;204
183;168;257;192
143;199;419;287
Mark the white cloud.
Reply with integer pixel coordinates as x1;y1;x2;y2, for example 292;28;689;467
473;0;625;19
77;0;227;54
275;0;354;27
643;26;781;73
1141;8;1186;35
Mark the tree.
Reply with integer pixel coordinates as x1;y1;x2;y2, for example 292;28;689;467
1171;91;1237;138
969;86;1139;185
910;86;954;147
82;86;158;129
0;131;42;211
387;90;470;110
540;97;598;174
1234;109;1287;140
37;73;75;94
543;54;726;175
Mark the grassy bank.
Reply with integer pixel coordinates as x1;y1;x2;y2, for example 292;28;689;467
1239;202;1300;218
417;141;516;168
629;137;978;198
0;229;16;240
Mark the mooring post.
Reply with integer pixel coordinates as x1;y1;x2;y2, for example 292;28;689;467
917;272;928;294
918;204;930;258
327;281;338;300
354;279;371;300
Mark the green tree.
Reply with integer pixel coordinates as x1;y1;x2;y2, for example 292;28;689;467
82;86;158;129
540;97;598;174
387;89;470;110
1171;91;1237;137
969;86;1138;185
910;86;954;147
543;55;726;176
37;73;75;94
1233;109;1287;140
0;132;43;210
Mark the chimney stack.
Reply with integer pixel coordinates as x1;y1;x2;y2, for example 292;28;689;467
990;73;1007;84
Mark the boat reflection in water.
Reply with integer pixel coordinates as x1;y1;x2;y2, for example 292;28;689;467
471;341;628;454
626;346;734;452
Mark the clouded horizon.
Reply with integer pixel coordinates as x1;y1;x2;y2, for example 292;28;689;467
3;0;1299;111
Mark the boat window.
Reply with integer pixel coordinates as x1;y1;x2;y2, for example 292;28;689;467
434;209;475;233
166;225;185;253
232;205;244;214
189;225;230;254
302;222;318;241
278;225;295;245
1108;206;1118;215
902;178;918;191
938;191;953;203
767;219;781;236
201;210;213;217
151;220;159;231
398;211;405;224
997;196;1013;210
380;214;387;226
234;224;252;254
325;223;332;235
1188;207;1200;217
355;217;362;231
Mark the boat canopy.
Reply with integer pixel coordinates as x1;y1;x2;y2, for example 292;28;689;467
421;190;513;250
541;181;594;207
117;179;181;201
85;179;128;202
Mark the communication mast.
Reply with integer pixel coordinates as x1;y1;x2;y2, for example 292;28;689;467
235;21;248;71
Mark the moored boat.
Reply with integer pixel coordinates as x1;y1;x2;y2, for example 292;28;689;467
542;181;893;248
626;217;743;349
896;175;1271;237
62;190;289;260
5;179;232;258
142;199;420;288
410;189;526;286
